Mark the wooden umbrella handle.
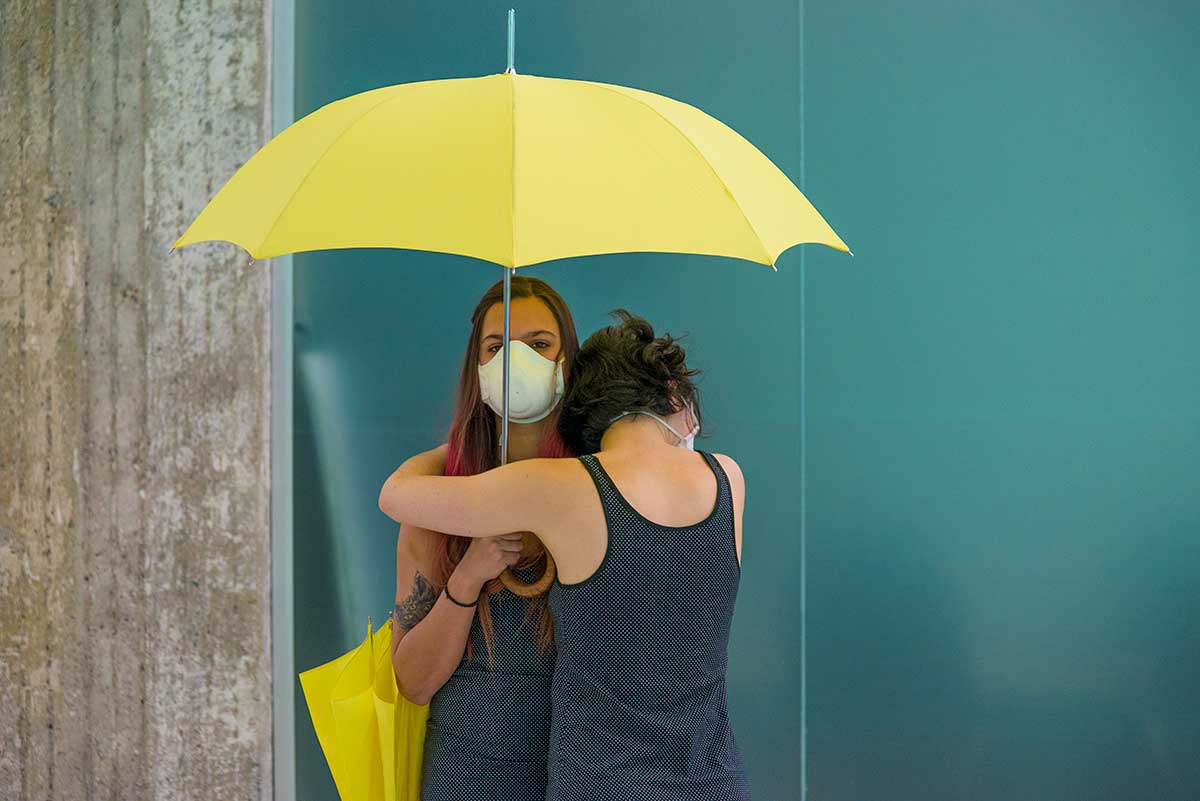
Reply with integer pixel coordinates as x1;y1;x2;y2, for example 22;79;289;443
500;551;557;597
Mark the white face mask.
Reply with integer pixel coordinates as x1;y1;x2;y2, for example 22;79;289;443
478;340;565;424
609;407;700;450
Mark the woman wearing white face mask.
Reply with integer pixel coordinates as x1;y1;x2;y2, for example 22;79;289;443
380;310;751;801
387;275;578;801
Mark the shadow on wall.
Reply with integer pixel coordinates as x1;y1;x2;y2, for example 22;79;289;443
293;336;353;800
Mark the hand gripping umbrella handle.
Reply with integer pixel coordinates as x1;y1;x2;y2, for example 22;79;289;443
500;547;557;597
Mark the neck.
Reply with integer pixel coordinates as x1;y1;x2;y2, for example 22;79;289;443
599;414;679;452
498;416;545;462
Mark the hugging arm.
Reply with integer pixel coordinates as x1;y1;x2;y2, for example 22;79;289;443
379;454;557;539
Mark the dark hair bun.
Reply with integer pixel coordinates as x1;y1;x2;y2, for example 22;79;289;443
646;336;687;377
559;309;703;454
608;309;688;381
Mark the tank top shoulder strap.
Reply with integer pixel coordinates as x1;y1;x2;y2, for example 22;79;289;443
578;453;606;486
577;454;618;506
698;450;733;510
576;453;629;539
696;452;739;578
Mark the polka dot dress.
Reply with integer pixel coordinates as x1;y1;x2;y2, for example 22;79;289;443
420;564;555;801
546;451;751;801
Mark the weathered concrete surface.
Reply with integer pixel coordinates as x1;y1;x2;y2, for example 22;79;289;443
0;1;273;799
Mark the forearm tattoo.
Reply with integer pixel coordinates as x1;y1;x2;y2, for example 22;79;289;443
394;571;437;632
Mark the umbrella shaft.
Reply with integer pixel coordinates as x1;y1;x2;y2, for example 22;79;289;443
501;266;513;465
506;9;516;74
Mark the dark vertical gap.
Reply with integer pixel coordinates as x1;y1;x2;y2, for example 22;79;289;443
15;4;31;793
43;380;56;797
134;0;152;792
796;1;808;800
41;0;60;795
199;5;214;797
103;1;123;786
106;0;122;789
78;0;98;792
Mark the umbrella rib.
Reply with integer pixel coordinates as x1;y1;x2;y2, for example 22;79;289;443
256;89;405;255
579;81;775;266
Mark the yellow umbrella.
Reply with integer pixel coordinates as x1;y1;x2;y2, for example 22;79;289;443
173;8;846;267
300;619;429;801
174;68;847;266
174;11;849;589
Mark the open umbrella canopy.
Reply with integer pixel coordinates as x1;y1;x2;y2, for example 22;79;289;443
174;72;848;267
175;20;851;592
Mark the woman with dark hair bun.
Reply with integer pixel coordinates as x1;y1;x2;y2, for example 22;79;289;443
381;310;751;801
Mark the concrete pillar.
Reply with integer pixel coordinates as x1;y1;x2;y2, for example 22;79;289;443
0;1;273;799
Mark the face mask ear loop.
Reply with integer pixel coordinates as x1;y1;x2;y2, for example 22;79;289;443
684;403;700;441
611;410;689;446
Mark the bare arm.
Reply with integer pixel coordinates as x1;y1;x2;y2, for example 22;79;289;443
713;453;746;565
379;454;565;540
385;444;473;704
390;524;487;705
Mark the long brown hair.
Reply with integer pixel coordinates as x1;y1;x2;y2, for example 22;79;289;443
430;275;579;662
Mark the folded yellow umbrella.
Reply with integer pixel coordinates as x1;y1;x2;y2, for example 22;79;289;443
300;619;429;801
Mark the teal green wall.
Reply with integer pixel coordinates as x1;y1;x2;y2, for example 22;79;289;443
804;0;1200;798
293;1;1200;799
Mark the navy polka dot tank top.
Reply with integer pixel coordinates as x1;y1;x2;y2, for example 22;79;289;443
421;563;555;801
546;451;751;801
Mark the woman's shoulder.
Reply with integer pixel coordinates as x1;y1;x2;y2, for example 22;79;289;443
421;443;449;472
515;454;591;474
708;452;745;491
509;456;596;502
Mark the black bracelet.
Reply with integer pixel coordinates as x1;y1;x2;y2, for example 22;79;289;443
444;584;479;608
